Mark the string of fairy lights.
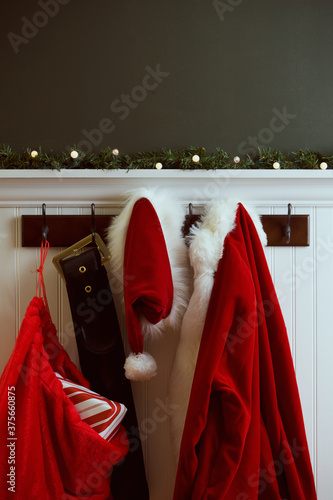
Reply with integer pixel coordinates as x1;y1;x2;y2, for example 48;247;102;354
1;145;332;170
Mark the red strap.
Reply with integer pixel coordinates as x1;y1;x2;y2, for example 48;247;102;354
35;240;50;312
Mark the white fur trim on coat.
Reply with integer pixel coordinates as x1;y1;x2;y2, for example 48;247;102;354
168;199;266;464
107;186;191;342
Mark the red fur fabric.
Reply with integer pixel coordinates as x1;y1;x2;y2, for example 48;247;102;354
173;204;317;500
0;296;128;499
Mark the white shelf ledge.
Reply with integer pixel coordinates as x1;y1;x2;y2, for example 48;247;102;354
1;168;333;179
0;169;332;205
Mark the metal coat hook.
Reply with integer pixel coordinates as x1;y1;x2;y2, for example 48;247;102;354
285;203;292;244
188;203;193;225
41;203;49;243
91;203;96;243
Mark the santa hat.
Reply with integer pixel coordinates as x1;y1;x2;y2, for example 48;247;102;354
107;188;190;381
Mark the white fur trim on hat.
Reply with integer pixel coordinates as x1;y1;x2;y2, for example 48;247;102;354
124;352;158;381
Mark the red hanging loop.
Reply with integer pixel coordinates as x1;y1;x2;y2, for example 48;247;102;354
36;239;50;312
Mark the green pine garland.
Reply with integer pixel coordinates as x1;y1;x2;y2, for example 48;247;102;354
0;144;332;171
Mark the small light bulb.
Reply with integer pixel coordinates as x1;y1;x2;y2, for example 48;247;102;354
192;154;200;163
112;148;119;156
320;162;328;170
233;156;240;164
30;150;38;158
155;162;163;170
273;161;280;170
70;150;79;159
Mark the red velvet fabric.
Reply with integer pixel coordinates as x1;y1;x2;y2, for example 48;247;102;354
173;204;317;500
0;296;128;499
124;197;173;354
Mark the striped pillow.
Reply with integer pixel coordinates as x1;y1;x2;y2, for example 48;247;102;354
56;372;127;441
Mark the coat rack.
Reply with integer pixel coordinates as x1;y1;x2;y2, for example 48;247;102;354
21;203;309;247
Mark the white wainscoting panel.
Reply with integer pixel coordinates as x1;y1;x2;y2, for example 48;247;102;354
1;170;332;499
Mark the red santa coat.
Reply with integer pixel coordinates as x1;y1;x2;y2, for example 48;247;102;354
0;297;128;500
172;202;317;499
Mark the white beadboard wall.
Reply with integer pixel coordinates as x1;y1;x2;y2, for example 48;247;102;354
1;169;333;499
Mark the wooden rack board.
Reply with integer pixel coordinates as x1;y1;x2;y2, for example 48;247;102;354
21;213;309;247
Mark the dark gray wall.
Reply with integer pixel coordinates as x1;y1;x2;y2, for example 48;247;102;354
1;0;333;155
